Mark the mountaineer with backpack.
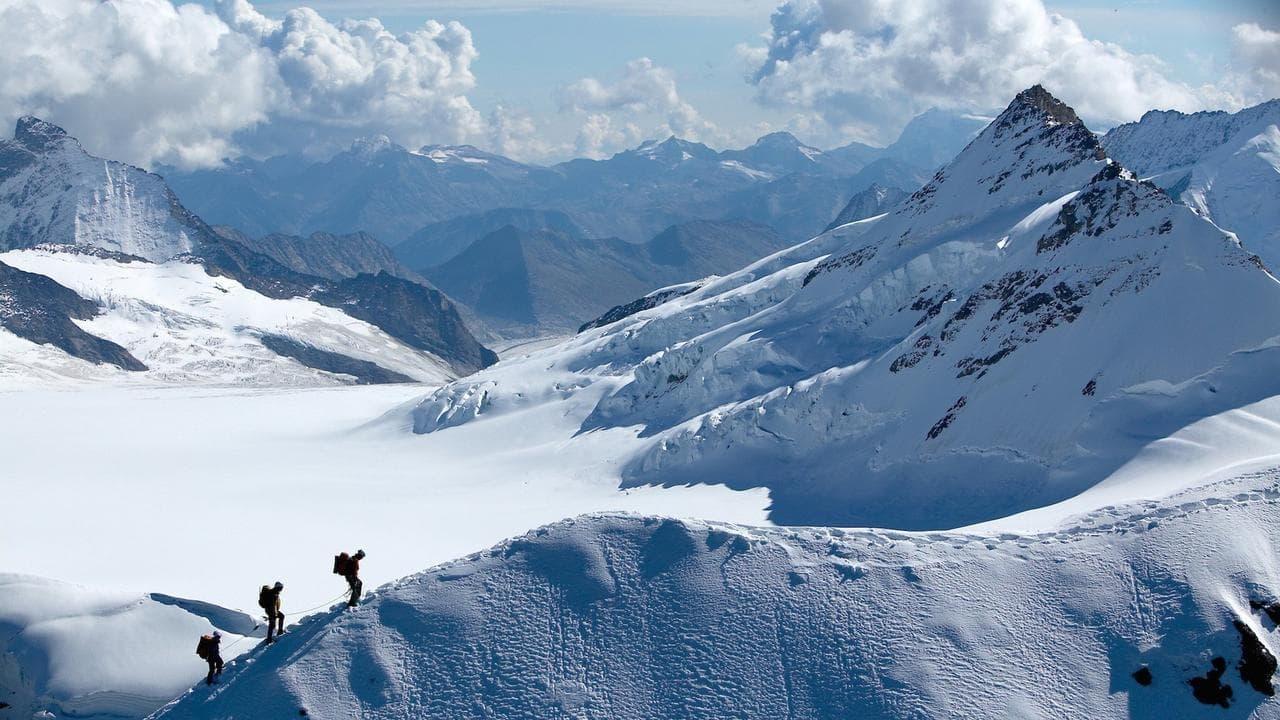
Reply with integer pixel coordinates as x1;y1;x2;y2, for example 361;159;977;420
195;631;223;685
334;549;366;607
258;581;285;643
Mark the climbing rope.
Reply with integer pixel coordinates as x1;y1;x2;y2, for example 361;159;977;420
220;588;352;653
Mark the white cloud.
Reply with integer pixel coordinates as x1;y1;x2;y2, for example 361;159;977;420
1231;23;1280;99
560;57;723;157
745;0;1263;144
486;103;566;162
573;113;643;159
0;0;484;168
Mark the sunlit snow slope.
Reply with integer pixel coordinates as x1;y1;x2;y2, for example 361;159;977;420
412;86;1280;529
0;248;453;385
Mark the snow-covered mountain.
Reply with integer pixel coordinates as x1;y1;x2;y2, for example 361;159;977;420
1104;100;1280;267
154;473;1280;719
0;118;496;385
409;86;1280;530
0;117;198;262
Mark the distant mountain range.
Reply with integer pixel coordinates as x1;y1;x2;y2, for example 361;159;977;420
159;110;989;251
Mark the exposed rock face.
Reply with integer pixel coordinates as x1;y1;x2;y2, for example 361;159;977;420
579;281;704;333
257;335;414;385
1103;100;1280;269
0;260;145;371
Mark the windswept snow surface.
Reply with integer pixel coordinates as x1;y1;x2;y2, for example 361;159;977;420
410;86;1280;530
0;575;259;719
0;248;454;385
155;472;1280;720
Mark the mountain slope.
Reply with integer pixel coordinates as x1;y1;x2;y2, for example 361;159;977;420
423;220;788;336
0;256;145;371
0;248;459;384
394;208;588;270
217;227;422;282
162;138;555;244
0;574;262;720
154;479;1280;719
162;111;972;251
409;86;1280;530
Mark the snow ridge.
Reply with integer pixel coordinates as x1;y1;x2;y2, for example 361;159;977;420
153;471;1280;719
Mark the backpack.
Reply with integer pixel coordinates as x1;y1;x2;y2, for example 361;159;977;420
196;635;214;659
258;585;272;610
333;553;350;576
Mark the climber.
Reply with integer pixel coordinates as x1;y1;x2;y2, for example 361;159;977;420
258;581;285;643
195;631;223;685
334;549;366;607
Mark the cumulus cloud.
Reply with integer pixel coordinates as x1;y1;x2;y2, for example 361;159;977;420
0;0;483;167
560;58;722;157
744;0;1258;145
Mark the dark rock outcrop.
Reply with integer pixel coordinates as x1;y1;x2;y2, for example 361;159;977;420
194;235;496;375
1189;656;1233;708
258;335;414;385
579;283;702;333
1234;620;1278;697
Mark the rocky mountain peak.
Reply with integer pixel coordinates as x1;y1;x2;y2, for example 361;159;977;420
1010;84;1083;127
13;116;72;152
